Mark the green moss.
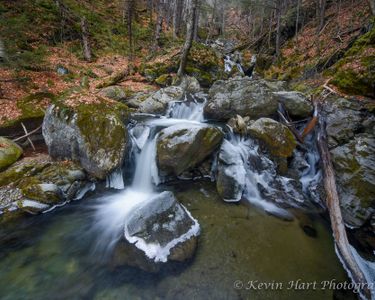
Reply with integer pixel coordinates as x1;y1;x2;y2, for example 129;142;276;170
155;74;171;87
0;138;23;171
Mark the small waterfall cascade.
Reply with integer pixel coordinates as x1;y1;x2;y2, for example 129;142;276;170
92;98;206;260
222;130;293;218
224;54;244;75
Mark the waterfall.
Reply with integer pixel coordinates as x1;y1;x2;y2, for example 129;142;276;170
222;131;292;218
92;99;206;259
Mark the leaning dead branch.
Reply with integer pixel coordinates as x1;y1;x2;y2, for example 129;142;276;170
96;68;131;89
13;124;42;143
316;102;371;299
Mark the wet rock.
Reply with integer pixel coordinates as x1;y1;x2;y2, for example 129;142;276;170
227;115;247;135
114;191;199;272
98;86;127;101
330;134;375;228
216;140;246;202
138;86;184;114
325;98;363;148
179;76;201;94
248;118;297;158
204;77;279;120
273;91;313;118
43;102;130;179
0;137;23;171
157;124;223;176
126;91;152;109
0;155;93;219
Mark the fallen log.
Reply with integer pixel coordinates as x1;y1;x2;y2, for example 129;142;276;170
316;103;371;299
96;68;130;89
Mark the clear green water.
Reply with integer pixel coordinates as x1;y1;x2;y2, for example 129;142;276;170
0;180;355;300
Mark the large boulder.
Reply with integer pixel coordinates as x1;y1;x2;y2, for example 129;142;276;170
98;86;127;101
273;91;313;118
114;191;199;272
43;102;129;179
0;155;93;220
138;86;184;114
156;124;223;176
248;118;297;158
0;137;23;171
204;77;279;120
216;140;246;202
325;97;363;148
331;134;375;228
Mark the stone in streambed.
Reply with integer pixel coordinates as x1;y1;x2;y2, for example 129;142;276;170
0;137;23;171
156;124;223;176
113;191;199;272
43;101;130;179
248;118;297;158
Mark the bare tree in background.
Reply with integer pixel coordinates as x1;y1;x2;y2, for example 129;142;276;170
177;0;198;77
81;17;92;62
154;0;165;49
173;0;184;38
368;0;375;15
124;0;135;61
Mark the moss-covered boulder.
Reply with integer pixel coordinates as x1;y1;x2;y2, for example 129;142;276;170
42;101;130;179
98;86;127;101
0;137;23;171
0;155;93;220
248;118;297;158
273;91;313;118
204;77;279;120
157;124;223;176
331;134;375;227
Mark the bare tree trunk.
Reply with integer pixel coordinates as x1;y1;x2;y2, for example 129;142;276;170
317;105;371;300
125;0;134;66
295;0;300;42
154;0;164;48
275;0;282;57
193;2;200;41
368;0;375;15
177;0;198;78
319;0;326;31
81;17;92;62
173;0;183;38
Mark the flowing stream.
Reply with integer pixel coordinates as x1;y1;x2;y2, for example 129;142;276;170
0;92;363;299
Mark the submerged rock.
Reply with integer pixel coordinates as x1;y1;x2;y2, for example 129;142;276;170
43;102;129;179
331;134;375;228
98;86;127;101
0;137;23;171
248;118;297;158
156;124;223;176
0;155;93;220
273;91;313;118
114;191;199;272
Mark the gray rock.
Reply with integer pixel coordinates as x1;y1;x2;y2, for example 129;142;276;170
273;91;313;118
156;124;223;176
138;86;184;114
179;76;201;94
0;137;23;171
216;140;246;202
98;86;127;101
42;103;129;179
0;156;92;219
325;98;363;148
114;191;199;272
204;77;279;120
331;134;375;228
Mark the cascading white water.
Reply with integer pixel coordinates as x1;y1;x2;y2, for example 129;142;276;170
92;99;206;260
222;130;292;218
